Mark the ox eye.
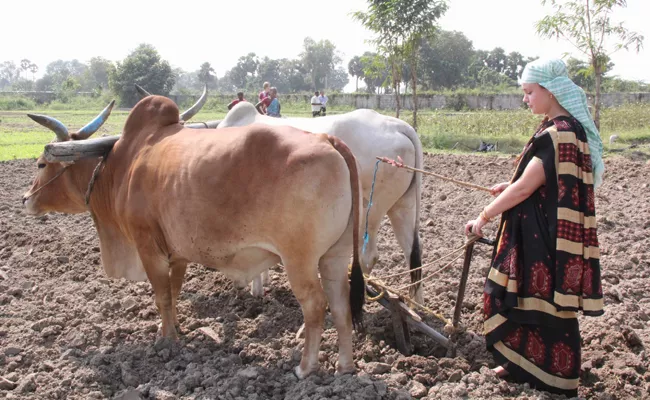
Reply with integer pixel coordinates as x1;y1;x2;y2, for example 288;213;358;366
38;163;46;169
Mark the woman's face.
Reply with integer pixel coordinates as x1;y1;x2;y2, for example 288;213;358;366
522;83;553;115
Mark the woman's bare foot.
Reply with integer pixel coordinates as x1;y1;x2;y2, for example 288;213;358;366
492;365;509;377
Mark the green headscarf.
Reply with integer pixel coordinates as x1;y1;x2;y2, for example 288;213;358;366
520;58;604;188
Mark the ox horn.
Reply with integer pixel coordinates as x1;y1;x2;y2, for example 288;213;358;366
179;84;208;122
72;100;116;140
134;84;152;98
27;114;70;142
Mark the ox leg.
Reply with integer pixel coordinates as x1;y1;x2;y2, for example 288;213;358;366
251;274;264;297
139;249;177;339
319;254;355;375
360;214;382;275
285;259;327;379
387;200;424;304
170;260;188;331
251;265;271;297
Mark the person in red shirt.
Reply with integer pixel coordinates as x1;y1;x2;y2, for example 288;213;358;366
227;92;246;110
258;82;271;114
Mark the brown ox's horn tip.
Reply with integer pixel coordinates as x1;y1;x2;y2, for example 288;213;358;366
27;113;69;142
73;100;116;140
134;84;152;98
179;84;208;122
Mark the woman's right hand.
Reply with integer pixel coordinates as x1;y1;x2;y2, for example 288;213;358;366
490;182;510;197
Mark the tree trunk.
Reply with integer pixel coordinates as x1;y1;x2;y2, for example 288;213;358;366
410;54;418;131
355;77;359;92
394;81;401;118
392;59;401;118
594;64;602;130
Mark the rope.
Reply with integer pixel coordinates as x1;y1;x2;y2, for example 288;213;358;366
85;150;110;205
392;251;466;292
362;159;381;255
361;235;481;322
24;164;72;200
365;276;451;325
376;156;492;193
372;236;479;280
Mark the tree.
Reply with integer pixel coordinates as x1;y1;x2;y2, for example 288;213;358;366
418;30;474;90
348;56;365;92
300;37;342;90
228;52;259;91
0;61;20;90
172;68;198;94
353;0;448;128
566;57;595;90
536;0;644;129
197;62;217;90
326;67;350;92
44;59;88;91
360;53;389;94
109;44;175;106
28;63;39;82
20;59;32;76
278;58;311;93
86;57;115;92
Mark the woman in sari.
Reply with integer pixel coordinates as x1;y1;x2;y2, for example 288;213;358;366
465;58;605;397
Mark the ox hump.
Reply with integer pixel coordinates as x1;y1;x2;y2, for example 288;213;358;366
121;95;180;141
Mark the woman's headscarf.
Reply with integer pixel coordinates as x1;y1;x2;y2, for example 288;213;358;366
519;58;604;188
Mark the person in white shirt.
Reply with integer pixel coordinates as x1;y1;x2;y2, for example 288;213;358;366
318;90;328;116
310;91;322;117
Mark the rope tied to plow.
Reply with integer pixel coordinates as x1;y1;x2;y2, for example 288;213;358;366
376;156;492;193
362;159;381;255
364;236;480;325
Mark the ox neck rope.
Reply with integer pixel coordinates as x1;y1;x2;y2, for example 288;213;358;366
24;164;73;200
362;159;381;255
84;150;111;206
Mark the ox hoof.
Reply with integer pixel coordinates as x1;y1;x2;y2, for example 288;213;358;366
410;287;425;305
335;363;356;376
261;270;270;285
250;284;264;297
295;323;306;340
294;364;317;380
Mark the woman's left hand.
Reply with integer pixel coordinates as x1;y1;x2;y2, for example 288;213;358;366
465;216;488;237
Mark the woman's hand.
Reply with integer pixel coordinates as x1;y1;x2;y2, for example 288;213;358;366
465;216;488;237
490;182;510;197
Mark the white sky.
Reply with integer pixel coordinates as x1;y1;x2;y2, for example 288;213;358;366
1;0;648;92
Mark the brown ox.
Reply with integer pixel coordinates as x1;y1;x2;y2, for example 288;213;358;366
22;96;365;378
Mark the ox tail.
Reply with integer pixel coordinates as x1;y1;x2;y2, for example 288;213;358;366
326;135;365;332
399;123;424;289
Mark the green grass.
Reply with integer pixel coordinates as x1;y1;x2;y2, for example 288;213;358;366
1;101;649;161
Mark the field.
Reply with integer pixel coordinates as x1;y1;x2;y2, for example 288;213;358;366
1;100;650;399
1;99;649;161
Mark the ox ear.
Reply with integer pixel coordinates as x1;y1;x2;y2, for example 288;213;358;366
27;114;70;142
179;84;208;122
70;100;115;140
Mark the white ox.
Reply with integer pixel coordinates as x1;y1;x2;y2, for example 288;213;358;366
218;102;424;302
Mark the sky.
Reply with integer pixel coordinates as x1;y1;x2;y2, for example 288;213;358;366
1;0;648;93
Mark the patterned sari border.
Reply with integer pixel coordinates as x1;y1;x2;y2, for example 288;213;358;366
493;341;579;390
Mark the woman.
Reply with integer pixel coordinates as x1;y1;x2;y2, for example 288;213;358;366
265;87;281;118
465;58;604;397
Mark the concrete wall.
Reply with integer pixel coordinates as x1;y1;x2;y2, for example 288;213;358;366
3;91;649;110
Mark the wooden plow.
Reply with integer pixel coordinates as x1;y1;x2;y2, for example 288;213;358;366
364;236;494;357
363;155;496;357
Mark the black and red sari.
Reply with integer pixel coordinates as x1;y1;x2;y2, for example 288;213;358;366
483;116;604;396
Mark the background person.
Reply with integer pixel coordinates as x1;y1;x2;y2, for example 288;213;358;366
227;92;246;110
311;91;322;117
